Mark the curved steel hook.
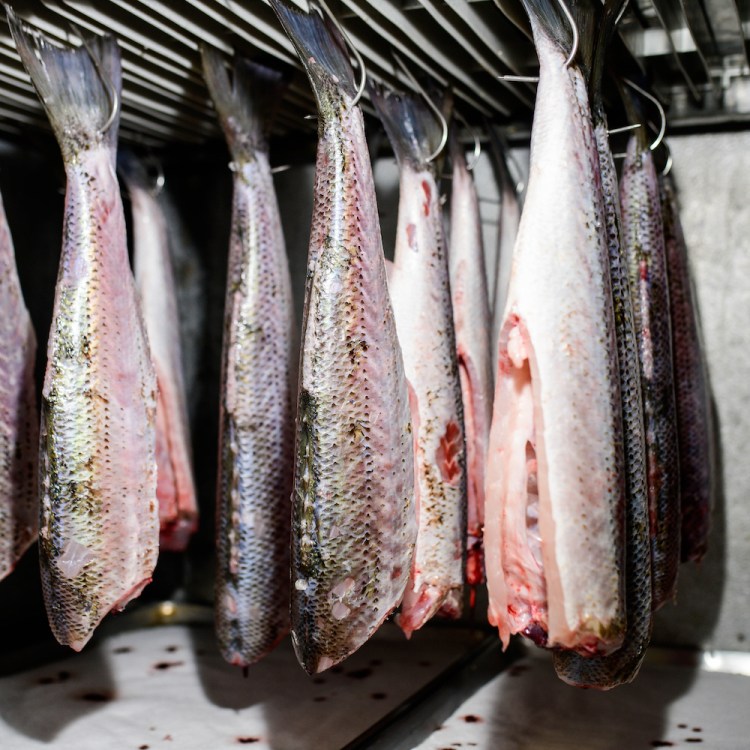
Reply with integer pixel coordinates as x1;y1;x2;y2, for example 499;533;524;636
623;78;666;152
392;52;448;164
143;155;165;197
69;23;119;135
455;110;481;171
556;0;579;68
315;0;367;107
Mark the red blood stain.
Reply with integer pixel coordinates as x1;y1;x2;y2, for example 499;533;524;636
421;180;431;216
640;259;649;281
466;543;484;587
436;421;462;485
406;223;418;251
463;715;482;723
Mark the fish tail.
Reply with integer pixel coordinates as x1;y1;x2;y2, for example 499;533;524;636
7;7;121;159
590;0;628;112
519;0;597;76
369;82;445;169
201;47;288;162
269;0;357;106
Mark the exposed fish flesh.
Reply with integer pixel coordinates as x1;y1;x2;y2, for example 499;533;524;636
620;133;680;608
448;135;492;590
0;188;38;581
271;0;415;674
10;13;158;650
554;0;652;688
121;153;198;553
485;0;626;655
202;48;295;667
370;84;466;637
660;172;713;563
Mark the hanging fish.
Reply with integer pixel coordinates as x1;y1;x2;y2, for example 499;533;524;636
120;153;198;553
370;83;466;638
9;12;158;650
271;0;415;674
660;171;713;564
447;132;491;592
620;128;680;610
487;125;522;351
0;188;38;582
485;0;626;656
202;48;295;667
553;0;652;689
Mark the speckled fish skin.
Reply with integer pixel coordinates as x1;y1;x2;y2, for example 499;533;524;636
272;0;415;674
660;173;713;564
370;84;466;638
0;189;38;581
10;14;158;651
485;11;626;655
448;136;492;590
620;135;681;609
553;117;653;689
123;157;198;553
202;48;294;667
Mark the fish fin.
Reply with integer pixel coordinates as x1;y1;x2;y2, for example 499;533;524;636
590;0;628;115
519;0;598;78
201;47;289;161
269;0;357;106
369;82;444;170
7;7;121;158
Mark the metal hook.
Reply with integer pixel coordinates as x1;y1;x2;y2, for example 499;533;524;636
623;78;666;152
615;0;631;28
455;111;481;171
607;123;641;136
499;0;578;80
68;23;119;135
314;0;366;107
271;164;293;174
391;52;448;164
143;155;165;197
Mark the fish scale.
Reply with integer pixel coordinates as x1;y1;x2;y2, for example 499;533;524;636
620;137;681;609
0;188;38;582
202;50;295;667
660;174;713;564
272;0;415;675
10;13;158;651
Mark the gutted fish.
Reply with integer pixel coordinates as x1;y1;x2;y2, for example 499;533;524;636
487;126;522;350
271;0;415;674
121;154;198;553
202;48;295;667
485;0;626;655
660;172;713;564
10;13;158;650
620;132;680;609
554;0;652;688
0;188;38;581
447;134;492;590
370;83;466;638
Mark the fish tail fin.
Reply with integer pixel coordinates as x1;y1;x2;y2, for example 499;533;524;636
201;47;288;161
520;0;597;77
590;0;628;114
7;7;121;159
369;82;445;170
269;0;357;107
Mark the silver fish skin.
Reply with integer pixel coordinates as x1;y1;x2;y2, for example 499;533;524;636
0;188;38;581
660;173;713;564
371;84;467;638
202;49;295;667
554;114;652;689
448;135;492;591
122;155;198;553
488;130;522;352
620;135;681;609
485;10;626;655
10;14;158;651
272;1;415;674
